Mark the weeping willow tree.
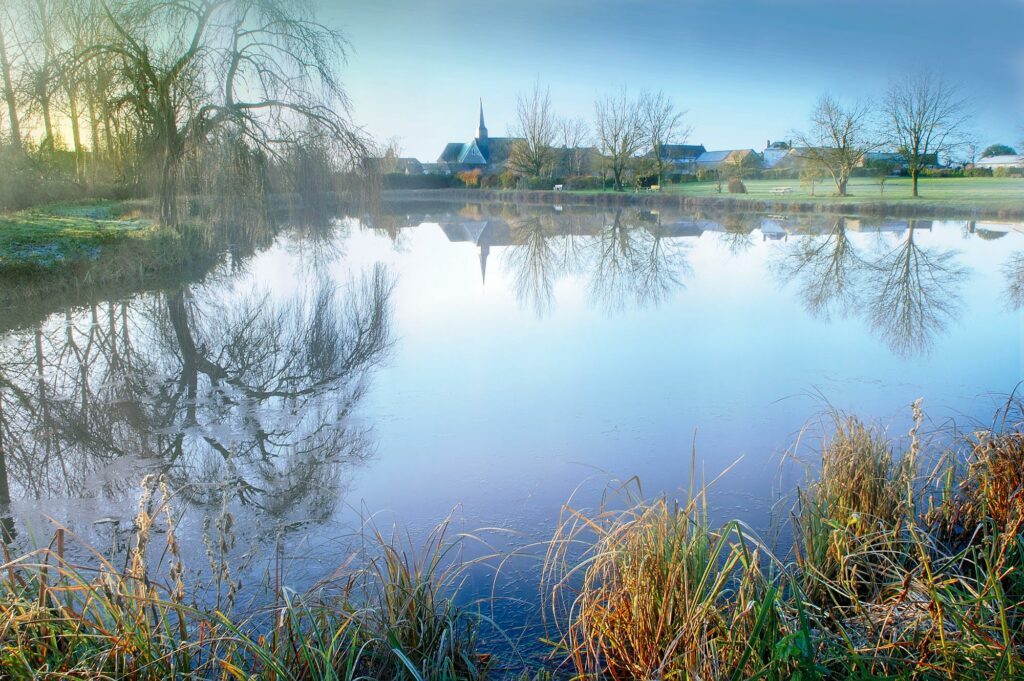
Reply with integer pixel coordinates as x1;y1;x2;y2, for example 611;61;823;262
83;0;371;225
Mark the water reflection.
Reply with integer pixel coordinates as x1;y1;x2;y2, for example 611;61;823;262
0;263;394;541
1005;252;1024;311
376;203;997;358
771;217;866;322
865;221;967;357
770;218;970;356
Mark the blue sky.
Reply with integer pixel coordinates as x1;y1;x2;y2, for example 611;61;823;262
322;0;1024;160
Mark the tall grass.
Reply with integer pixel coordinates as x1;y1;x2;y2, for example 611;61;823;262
2;403;1023;679
0;475;491;680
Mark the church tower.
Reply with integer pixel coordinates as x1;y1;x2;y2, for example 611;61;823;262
476;98;488;142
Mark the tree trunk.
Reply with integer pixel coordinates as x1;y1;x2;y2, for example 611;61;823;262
40;94;54;152
838;178;848;196
911;170;919;197
0;23;20;150
160;155;178;226
68;83;84;181
87;89;100;181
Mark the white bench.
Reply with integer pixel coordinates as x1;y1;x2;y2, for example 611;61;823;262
769;186;793;195
553;184;563;191
647;184;661;192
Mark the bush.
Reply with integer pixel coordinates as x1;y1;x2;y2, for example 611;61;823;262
455;168;481;188
480;173;501;189
381;173;452;190
727;177;747;193
524;175;562;190
565;175;603;190
995;166;1024;178
965;167;993;177
921;167;961;178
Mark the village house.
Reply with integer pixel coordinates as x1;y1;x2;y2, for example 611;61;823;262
696;148;762;173
654;144;707;176
975;154;1024;170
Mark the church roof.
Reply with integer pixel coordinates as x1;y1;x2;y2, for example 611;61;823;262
458;140;488;165
438;143;465;163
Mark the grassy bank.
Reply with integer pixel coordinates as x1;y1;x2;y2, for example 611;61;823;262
387;177;1024;220
0;201;209;305
1;402;1022;679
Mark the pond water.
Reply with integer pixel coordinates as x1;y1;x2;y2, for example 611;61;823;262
0;201;1022;650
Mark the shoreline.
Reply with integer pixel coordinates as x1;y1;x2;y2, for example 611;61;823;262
382;187;1024;221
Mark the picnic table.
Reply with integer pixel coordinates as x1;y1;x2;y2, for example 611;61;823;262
769;186;793;195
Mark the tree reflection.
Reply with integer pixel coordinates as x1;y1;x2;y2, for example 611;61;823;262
718;213;757;255
587;209;689;311
0;265;394;535
504;216;561;317
772;217;867;321
1004;252;1024;311
772;219;968;357
864;221;967;357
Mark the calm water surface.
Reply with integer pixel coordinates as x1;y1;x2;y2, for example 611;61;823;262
0;201;1022;642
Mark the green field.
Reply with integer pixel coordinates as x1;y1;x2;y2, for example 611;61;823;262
0;201;156;274
638;176;1024;211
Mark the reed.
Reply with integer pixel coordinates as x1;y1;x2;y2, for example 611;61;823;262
542;478;790;680
2;405;1024;679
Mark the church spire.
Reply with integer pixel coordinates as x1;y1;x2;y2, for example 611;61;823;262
477;98;488;142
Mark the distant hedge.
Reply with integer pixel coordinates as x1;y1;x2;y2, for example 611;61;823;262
382;173;454;189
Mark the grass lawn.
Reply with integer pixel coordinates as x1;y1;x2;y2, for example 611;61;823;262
571;176;1024;212
0;201;157;275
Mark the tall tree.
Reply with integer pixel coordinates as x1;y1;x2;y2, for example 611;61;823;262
640;90;688;186
508;79;557;177
594;88;645;191
882;74;969;197
980;143;1017;158
793;94;877;196
557;115;589;176
0;13;21;150
88;0;369;225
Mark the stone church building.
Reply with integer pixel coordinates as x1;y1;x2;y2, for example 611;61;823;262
436;101;521;174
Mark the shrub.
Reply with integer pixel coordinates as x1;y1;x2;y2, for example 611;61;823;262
727;177;747;193
565;175;603;190
965;167;993;178
498;170;518;189
524;175;561;190
921;167;961;178
381;173;452;190
455;168;482;188
995;166;1024;178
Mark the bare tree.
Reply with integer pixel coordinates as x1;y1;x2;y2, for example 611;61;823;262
0;13;21;150
87;0;369;226
594;88;645;191
508;79;557;177
640;90;689;186
793;94;877;196
882;74;970;197
558;115;589;176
